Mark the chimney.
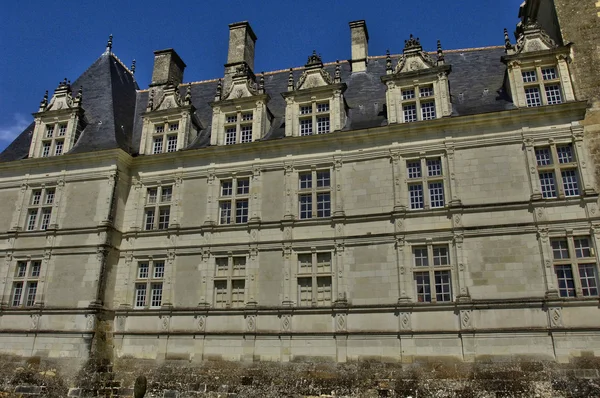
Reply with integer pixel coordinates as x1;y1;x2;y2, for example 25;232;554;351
349;20;369;72
150;49;186;87
226;21;257;72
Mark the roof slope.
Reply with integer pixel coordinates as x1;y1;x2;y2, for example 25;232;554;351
1;46;512;161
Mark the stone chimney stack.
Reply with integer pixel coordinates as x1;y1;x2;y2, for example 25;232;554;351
349;20;369;72
226;21;257;72
150;49;186;87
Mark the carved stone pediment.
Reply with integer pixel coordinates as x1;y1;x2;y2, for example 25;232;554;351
393;35;438;75
506;21;557;56
294;51;336;91
42;79;82;113
147;83;192;113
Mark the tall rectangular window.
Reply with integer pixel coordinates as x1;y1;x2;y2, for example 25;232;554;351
224;111;254;144
298;169;331;219
298;101;330;135
25;187;54;231
400;85;436;123
219;177;250;225
134;260;166;308
296;252;332;306
521;66;563;107
11;260;41;307
144;186;172;230
213;256;247;308
412;244;453;303
406;157;445;210
551;236;599;298
152;120;181;154
535;143;579;199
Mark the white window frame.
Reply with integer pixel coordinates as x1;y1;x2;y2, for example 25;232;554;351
144;185;172;230
551;235;599;298
152;121;180;154
298;169;331;220
213;255;247;308
406;156;445;210
535;143;580;199
10;259;42;307
400;84;436;123
25;187;55;231
40;122;69;157
296;251;332;307
223;110;254;145
411;243;453;303
298;100;331;136
218;177;250;225
133;259;165;309
521;65;563;107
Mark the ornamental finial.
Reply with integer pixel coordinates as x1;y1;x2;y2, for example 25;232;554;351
259;72;265;94
131;60;136;75
287;68;294;91
77;87;83;100
40;90;48;109
334;60;341;83
147;89;154;111
385;50;392;74
185;84;192;104
436;40;445;65
215;79;222;101
106;34;113;53
504;28;514;52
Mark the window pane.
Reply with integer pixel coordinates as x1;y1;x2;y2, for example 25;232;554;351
298;277;312;306
541;67;557;81
153;137;163;154
316;102;329;113
298;254;312;273
402;89;415;100
215;257;228;276
225;128;236;145
434;271;452;302
54;140;64;156
317;116;330;134
300;119;313;136
221;181;233;196
40;209;52;230
561;170;579;197
429;182;445;208
241;113;253;121
433;246;449;266
299;173;312;189
42;142;51;157
58;124;67;136
11;282;23;306
226;114;237;123
30;261;41;278
237;179;250;195
409;184;424;209
421;101;436;120
574;238;591;258
16;262;27;278
153;261;165;278
522;70;537;83
147;188;158;204
403;104;417;123
299;194;312;219
551;239;570;260
316;171;330;188
166;136;177;152
138;262;149;279
27;210;38;231
31;190;42;205
316;277;332;306
539;172;557;198
26;282;38;306
145;209;155;230
414;272;431;302
317;253;331;273
45;125;55;138
155;124;165;134
407;161;421;179
535;148;553;166
214;280;227;308
233;257;246;276
45;189;55;205
235;199;249;223
135;283;147;308
231;280;245;307
219;201;232;224
158;207;170;229
316;193;331;217
169;122;179;131
161;186;172;202
579;264;599;297
556;145;574;164
300;105;312;115
240;125;252;143
525;87;542;107
545;85;562;105
413;247;428;267
419;86;434;98
427;158;442;177
150;283;163;307
555;265;576;298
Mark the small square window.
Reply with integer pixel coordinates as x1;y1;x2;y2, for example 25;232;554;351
237;179;250;195
407;161;421;179
403;104;417;123
427;158;442;177
241;113;253;121
168;122;179;131
221;181;233;196
316;103;330;113
300;105;312;115
541;67;558;81
138;263;149;279
413;247;428;266
402;89;415;100
535;148;553;166
525;87;542;107
299;173;312;189
551;239;569;260
522;70;537;83
421;102;436;120
226;114;237;124
316;171;330;188
155;125;165;134
419;86;434;98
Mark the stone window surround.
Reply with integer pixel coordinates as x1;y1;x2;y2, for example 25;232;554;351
210;95;270;146
8;258;43;308
211;253;248;308
292;247;337;307
151;120;180;154
125;254;173;310
298;99;331;136
137;180;178;232
29;112;81;159
218;175;251;225
407;240;457;304
548;233;600;298
402;152;450;211
140;113;191;155
524;132;595;201
295;166;333;220
133;259;166;309
40;122;67;157
22;185;57;232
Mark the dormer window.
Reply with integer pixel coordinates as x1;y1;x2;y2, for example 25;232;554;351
282;52;347;138
151;121;179;154
502;23;575;108
224;111;254;145
381;36;452;125
40;122;68;157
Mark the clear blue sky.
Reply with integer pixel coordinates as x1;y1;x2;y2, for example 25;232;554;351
0;0;523;152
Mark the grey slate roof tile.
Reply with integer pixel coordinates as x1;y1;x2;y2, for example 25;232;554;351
1;46;513;162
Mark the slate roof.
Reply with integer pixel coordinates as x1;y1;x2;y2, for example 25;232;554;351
0;46;513;162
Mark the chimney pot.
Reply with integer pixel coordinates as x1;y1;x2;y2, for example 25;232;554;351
150;49;186;87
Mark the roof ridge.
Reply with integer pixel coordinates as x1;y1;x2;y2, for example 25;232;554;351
110;53;135;76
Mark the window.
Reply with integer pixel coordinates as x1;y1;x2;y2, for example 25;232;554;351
412;244;452;303
298;101;330;136
219;177;250;225
521;66;563;107
535;143;579;199
551;236;599;298
144;186;172;230
25;187;55;231
213;256;246;308
40;122;70;157
298;169;331;219
152;121;179;153
134;260;165;308
401;85;436;123
296;252;332;306
224;111;254;144
11;260;42;307
406;157;445;210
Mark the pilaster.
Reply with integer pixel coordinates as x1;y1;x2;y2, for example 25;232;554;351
523;135;543;200
204;170;217;226
537;227;558;298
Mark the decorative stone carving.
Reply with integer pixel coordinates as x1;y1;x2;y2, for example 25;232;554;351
460;310;473;329
246;315;256;332
549;307;562;327
335;313;347;332
399;312;411;331
281;314;291;332
196;314;206;332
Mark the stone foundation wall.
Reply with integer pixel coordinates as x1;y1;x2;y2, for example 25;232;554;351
0;354;600;397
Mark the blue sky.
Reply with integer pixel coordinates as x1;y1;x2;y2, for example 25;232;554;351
0;0;523;153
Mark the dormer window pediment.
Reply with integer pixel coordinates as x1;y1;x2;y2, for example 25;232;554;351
28;79;85;159
502;23;575;108
282;52;348;137
139;84;200;155
381;36;452;124
210;64;273;146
